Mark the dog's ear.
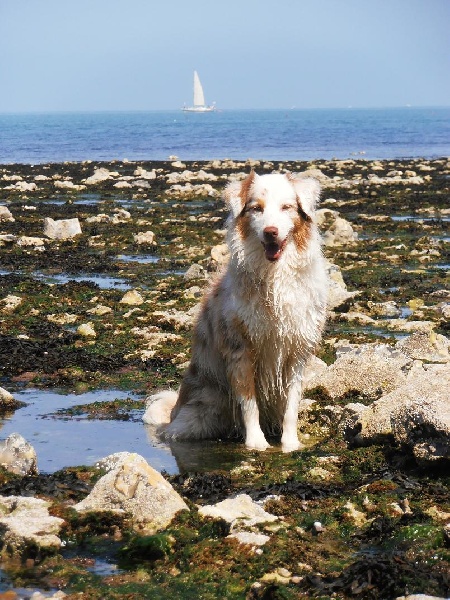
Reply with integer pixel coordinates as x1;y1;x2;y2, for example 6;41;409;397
287;175;320;220
224;171;258;218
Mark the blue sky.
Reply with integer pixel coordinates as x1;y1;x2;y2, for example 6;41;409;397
1;0;449;112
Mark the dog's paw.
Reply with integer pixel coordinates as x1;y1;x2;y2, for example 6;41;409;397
245;433;271;451
281;437;304;453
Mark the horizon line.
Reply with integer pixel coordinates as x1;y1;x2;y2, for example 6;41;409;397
1;105;450;116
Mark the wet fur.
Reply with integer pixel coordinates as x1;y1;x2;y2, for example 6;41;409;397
144;172;328;451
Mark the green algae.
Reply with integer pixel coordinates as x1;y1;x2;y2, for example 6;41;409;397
0;158;449;598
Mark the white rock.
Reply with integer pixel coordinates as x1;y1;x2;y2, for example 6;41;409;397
326;261;358;310
110;208;131;223
306;344;411;398
367;301;401;318
133;231;156;245
54;180;86;191
113;181;132;189
322;216;358;247
0;496;64;555
73;453;188;533
0;294;22;313
0;234;16;245
228;531;271;546
84;168;114;184
0;433;38;475
5;181;37;192
77;322;97;337
47;313;78;325
396;594;449;600
0;205;14;222
43;217;82;240
152;308;197;331
340;362;450;464
199;494;278;529
396;331;449;363
86;213;111;223
184;264;206;280
133;167;157;179
16;236;45;247
0;386;16;406
86;304;112;316
120;290;145;305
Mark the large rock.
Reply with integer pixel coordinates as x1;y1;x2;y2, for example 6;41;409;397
199;494;278;528
0;496;64;556
0;386;19;411
340;362;450;464
83;167;115;184
199;494;278;546
0;433;38;475
43;217;82;240
305;344;411;399
396;331;449;363
326;261;359;310
73;453;188;534
388;364;450;464
316;209;358;247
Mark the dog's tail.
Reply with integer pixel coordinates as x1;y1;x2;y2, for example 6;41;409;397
143;390;178;426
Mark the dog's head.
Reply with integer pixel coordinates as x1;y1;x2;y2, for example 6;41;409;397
224;172;320;262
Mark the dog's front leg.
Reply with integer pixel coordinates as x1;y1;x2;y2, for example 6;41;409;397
229;349;270;451
281;377;303;453
240;395;271;451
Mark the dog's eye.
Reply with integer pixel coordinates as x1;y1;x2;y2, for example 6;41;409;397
250;205;263;213
282;204;294;211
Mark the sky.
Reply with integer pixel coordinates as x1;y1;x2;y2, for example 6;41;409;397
0;0;449;112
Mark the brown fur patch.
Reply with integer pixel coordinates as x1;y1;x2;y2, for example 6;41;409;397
293;214;311;253
228;348;256;400
236;211;252;240
239;170;255;207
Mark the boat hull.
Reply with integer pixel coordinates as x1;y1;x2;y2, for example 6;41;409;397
182;106;216;112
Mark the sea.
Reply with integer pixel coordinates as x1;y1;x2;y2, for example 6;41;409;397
0;107;449;165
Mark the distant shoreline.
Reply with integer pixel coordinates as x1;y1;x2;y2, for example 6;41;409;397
1;156;449;169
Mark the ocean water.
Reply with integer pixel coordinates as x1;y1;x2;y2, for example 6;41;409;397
0;107;449;164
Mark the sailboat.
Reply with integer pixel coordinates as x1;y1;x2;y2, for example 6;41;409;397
182;71;216;112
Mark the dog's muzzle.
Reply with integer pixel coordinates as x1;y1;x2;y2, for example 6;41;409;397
262;227;287;262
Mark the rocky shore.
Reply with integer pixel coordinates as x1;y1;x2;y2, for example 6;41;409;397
0;157;449;599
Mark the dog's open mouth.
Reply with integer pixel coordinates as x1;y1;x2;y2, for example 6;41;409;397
262;239;287;262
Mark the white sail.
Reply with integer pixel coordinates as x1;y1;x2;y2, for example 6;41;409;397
182;71;216;112
193;71;206;107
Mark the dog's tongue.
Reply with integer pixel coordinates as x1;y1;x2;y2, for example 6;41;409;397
264;243;282;262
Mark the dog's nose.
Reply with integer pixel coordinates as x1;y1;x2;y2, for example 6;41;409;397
263;226;279;240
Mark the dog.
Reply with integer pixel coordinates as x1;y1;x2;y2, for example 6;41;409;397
144;171;328;452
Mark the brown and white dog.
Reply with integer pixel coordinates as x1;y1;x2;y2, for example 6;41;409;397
144;171;328;452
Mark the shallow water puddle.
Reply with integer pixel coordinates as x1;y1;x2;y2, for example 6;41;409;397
115;253;160;264
0;388;254;475
0;388;177;474
33;271;131;289
391;214;450;223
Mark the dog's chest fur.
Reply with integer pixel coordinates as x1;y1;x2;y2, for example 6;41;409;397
224;252;325;368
